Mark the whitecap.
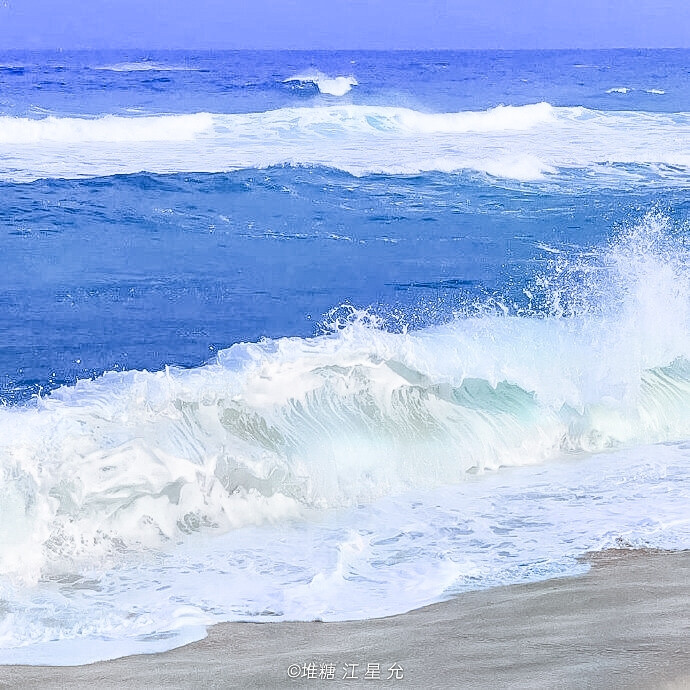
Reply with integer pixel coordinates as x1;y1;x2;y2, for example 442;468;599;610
284;71;358;96
0;103;688;183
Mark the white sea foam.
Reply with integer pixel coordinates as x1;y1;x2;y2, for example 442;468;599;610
646;88;666;95
0;103;688;182
0;213;688;663
284;71;358;96
0;113;214;144
0;213;688;580
606;87;632;93
2;439;689;665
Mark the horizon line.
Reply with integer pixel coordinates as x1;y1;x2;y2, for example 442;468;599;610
1;45;689;51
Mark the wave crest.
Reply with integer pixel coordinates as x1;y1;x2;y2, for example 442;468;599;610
1;213;689;585
0;103;688;182
284;71;358;96
92;62;200;72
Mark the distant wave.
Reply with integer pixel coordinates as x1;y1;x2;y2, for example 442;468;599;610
92;62;199;72
284;71;357;96
0;113;214;144
646;88;666;95
0;103;688;182
606;87;632;93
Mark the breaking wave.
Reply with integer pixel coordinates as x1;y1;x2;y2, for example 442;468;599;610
0;113;214;144
1;212;689;586
284;71;358;96
0;103;688;182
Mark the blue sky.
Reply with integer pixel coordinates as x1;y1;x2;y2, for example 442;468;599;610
1;0;688;49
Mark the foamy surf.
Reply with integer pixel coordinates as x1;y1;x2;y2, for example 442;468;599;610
2;439;688;665
0;213;688;664
0;103;688;182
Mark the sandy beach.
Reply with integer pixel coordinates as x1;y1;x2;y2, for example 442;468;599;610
1;548;687;689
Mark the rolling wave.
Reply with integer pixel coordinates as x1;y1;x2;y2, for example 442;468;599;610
0;103;688;182
91;62;200;72
0;112;214;143
1;213;688;586
284;71;358;96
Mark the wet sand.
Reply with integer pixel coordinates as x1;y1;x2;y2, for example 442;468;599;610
1;549;688;689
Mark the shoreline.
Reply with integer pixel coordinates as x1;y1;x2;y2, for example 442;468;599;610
1;548;688;689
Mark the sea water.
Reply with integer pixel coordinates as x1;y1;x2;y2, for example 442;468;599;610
0;50;689;664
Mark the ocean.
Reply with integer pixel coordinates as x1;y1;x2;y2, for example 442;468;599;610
0;49;689;664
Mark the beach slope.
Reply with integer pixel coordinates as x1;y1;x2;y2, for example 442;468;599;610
1;549;688;689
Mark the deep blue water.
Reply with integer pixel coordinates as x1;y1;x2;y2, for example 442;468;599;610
1;49;688;400
1;169;688;400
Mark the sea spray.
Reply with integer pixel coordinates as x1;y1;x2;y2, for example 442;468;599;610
1;213;688;590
